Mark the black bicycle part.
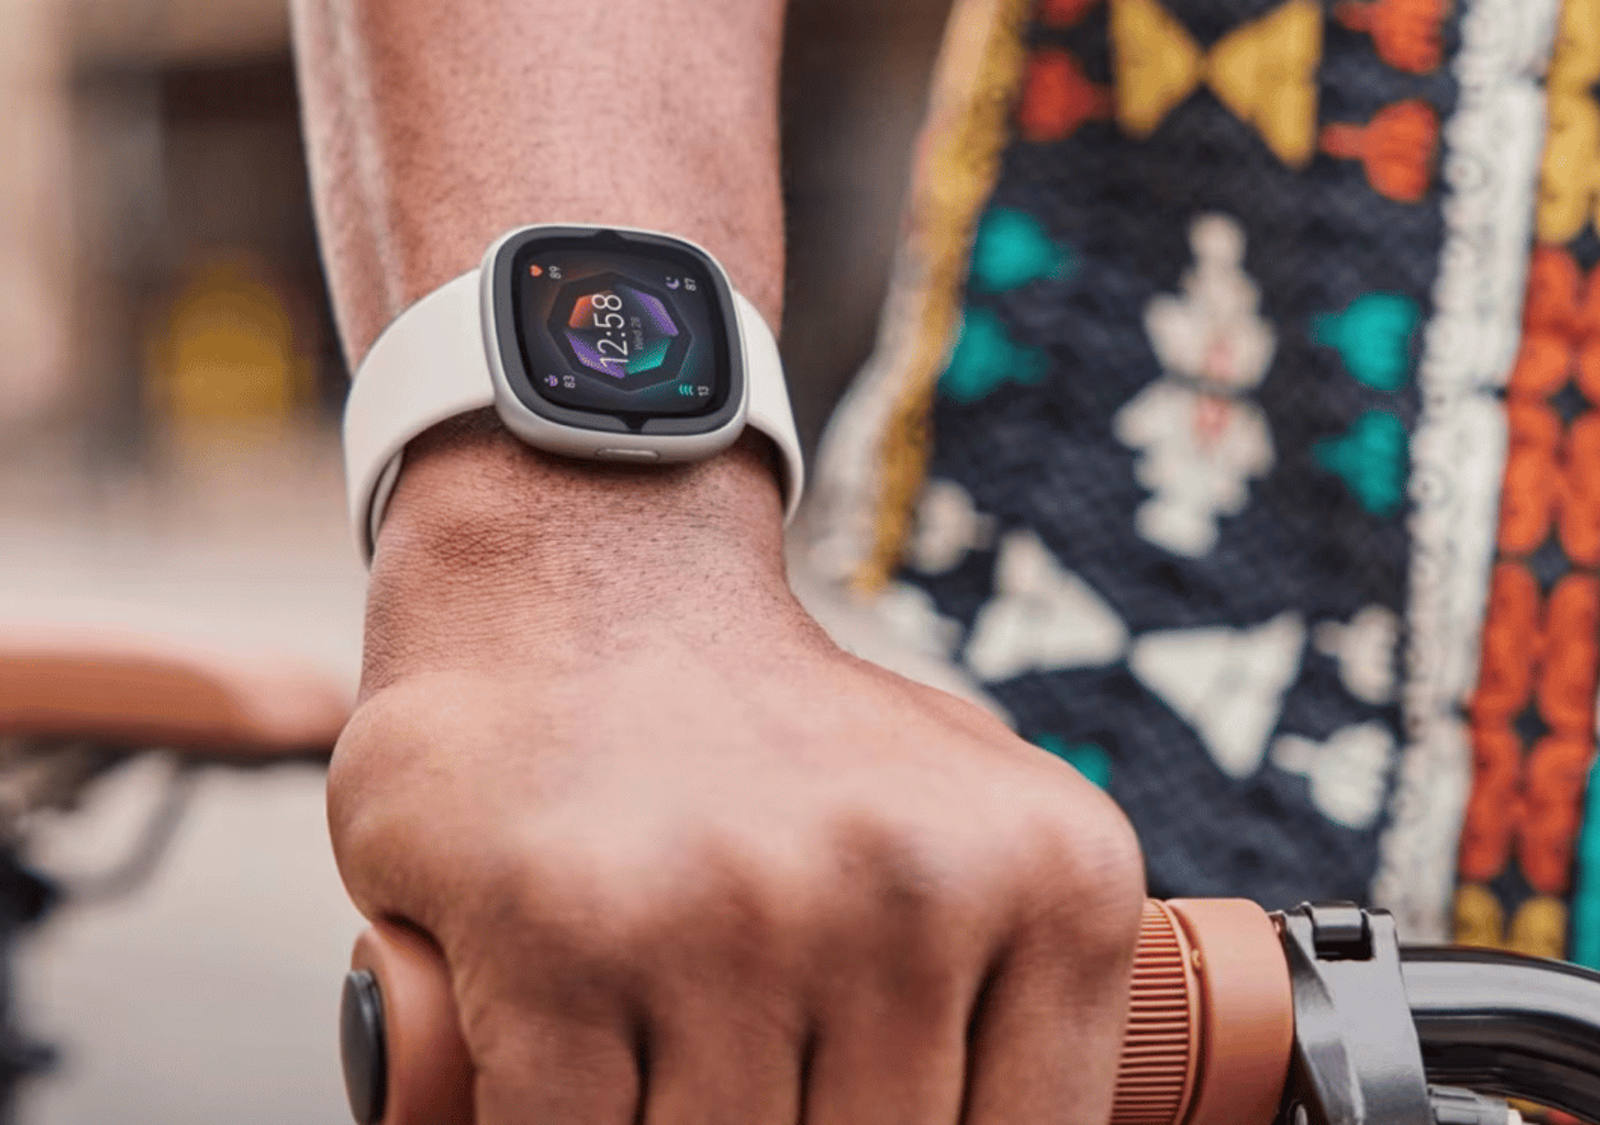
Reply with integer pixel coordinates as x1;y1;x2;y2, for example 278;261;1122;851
0;848;58;1125
341;969;387;1125
1403;945;1600;1123
1276;902;1437;1125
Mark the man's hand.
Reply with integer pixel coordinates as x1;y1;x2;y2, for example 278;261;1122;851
330;428;1146;1124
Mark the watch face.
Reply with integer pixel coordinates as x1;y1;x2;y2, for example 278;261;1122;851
498;230;737;426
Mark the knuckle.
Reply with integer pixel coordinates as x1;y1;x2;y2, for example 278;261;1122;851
806;811;977;1007
636;836;789;959
816;808;984;988
516;827;798;980
825;806;962;920
467;840;633;971
1012;799;1146;943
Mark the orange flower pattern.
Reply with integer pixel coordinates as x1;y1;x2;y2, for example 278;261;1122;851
1320;100;1440;203
1333;0;1450;74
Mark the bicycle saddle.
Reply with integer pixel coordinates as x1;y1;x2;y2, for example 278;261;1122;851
0;626;349;757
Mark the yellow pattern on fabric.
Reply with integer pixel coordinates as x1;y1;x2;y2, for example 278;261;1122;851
1509;896;1568;960
855;0;1035;592
1453;882;1505;948
1537;0;1600;243
1454;884;1569;961
1109;0;1204;136
1110;0;1323;167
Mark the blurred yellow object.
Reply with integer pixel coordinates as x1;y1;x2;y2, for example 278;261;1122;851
1454;883;1505;949
1508;896;1569;962
146;254;314;427
1454;884;1569;963
1109;0;1322;167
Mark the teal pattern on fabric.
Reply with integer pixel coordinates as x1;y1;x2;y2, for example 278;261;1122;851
941;307;1050;403
1035;736;1112;789
971;208;1075;293
1313;410;1409;516
1572;758;1600;968
1309;293;1421;392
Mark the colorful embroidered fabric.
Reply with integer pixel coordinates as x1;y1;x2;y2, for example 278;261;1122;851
1454;0;1600;962
808;0;1600;953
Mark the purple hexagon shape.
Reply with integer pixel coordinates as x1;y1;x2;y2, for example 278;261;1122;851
549;273;693;391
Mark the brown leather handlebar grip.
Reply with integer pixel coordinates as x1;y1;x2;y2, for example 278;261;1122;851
342;898;1293;1125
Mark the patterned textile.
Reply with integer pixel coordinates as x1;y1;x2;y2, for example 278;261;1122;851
807;0;1600;954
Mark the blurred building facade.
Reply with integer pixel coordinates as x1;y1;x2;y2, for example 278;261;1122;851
1;0;953;483
6;0;325;427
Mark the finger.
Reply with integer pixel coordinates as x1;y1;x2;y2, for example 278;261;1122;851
960;914;1138;1125
470;1006;641;1125
801;965;972;1125
638;989;804;1125
801;1009;969;1125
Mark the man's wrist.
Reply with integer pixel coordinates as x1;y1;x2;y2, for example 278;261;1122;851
360;412;801;694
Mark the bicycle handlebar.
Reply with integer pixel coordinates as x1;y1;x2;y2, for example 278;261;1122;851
1403;947;1600;1120
339;899;1600;1125
341;898;1297;1125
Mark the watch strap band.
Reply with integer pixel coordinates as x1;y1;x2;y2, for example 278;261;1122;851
343;271;802;562
344;271;486;561
732;290;805;526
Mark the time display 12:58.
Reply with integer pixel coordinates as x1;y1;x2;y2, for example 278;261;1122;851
589;291;630;367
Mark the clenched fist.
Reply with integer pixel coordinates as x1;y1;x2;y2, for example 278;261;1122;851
331;430;1146;1124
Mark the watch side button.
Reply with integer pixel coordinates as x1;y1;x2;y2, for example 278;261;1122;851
595;448;661;463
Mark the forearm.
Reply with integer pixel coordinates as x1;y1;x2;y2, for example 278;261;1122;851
291;0;796;689
292;0;788;352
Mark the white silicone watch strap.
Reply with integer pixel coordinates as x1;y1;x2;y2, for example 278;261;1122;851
733;290;805;522
343;269;803;562
344;272;486;560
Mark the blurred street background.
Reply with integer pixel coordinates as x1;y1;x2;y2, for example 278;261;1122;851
0;0;951;1118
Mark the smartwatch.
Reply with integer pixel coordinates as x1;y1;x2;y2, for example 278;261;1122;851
343;224;804;561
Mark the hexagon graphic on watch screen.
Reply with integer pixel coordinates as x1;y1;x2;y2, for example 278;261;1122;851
549;273;693;393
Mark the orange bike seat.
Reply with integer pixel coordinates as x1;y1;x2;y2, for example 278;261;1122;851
0;626;349;758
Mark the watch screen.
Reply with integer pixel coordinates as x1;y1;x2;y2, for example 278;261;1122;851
510;239;730;418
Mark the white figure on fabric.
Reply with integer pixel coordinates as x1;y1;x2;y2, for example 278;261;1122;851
1128;611;1306;779
958;531;1308;778
908;480;999;574
1114;213;1276;557
1272;722;1395;829
965;529;1129;682
1313;605;1399;705
874;582;964;661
